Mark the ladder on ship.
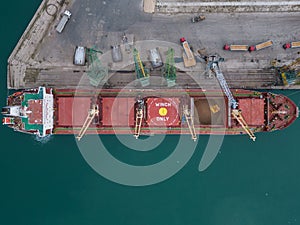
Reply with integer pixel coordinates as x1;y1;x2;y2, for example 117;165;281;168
208;55;256;141
76;104;99;141
183;105;197;141
134;100;145;139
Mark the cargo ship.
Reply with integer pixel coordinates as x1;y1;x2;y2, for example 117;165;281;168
2;87;298;141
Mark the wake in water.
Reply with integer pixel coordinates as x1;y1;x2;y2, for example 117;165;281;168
287;90;300;97
33;134;53;144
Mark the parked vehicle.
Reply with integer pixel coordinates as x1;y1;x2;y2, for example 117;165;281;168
283;41;300;49
149;48;163;68
180;37;196;67
111;45;122;62
249;40;273;52
223;44;249;51
56;10;71;33
73;46;86;66
191;15;205;23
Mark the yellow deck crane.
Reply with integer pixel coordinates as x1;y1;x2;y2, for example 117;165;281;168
279;58;300;86
208;55;256;141
183;104;197;141
76;104;99;141
133;99;144;139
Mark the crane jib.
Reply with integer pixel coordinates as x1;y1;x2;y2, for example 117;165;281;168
212;63;238;109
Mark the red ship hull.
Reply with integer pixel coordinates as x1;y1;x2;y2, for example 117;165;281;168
2;87;298;140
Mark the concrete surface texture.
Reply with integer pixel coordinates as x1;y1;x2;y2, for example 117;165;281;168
144;0;156;13
156;0;300;13
7;0;300;89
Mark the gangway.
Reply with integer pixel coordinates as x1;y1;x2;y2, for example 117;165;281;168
208;55;256;141
183;105;197;141
76;104;99;141
134;100;144;139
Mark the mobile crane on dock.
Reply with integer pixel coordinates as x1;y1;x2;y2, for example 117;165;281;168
208;55;256;141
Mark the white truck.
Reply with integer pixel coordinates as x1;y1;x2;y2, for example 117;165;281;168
149;48;163;68
73;46;86;66
56;10;72;33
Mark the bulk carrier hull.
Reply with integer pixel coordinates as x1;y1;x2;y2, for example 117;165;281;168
2;87;299;140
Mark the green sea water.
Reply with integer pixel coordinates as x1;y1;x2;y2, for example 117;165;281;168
1;1;300;225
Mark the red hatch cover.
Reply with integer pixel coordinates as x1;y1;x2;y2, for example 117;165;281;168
102;97;135;126
146;97;180;126
57;97;92;127
238;99;265;125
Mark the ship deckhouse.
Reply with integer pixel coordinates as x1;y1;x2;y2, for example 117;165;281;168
2;87;54;137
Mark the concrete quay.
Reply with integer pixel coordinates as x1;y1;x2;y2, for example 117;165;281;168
155;0;300;14
7;0;300;90
8;0;69;89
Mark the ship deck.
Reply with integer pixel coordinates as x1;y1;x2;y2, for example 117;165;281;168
51;88;278;136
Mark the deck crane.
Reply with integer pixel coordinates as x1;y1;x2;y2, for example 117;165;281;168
134;99;144;139
76;104;99;141
208;55;256;141
279;58;300;86
133;48;150;87
182;104;197;141
163;48;177;87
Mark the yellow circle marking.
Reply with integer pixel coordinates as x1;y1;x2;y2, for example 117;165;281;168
159;107;168;116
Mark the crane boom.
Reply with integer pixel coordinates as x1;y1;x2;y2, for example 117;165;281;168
76;104;99;141
134;100;144;139
209;56;255;141
232;109;256;141
134;109;143;139
183;105;197;141
211;62;238;109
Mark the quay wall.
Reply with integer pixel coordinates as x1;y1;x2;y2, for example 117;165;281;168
7;0;69;89
155;1;300;13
